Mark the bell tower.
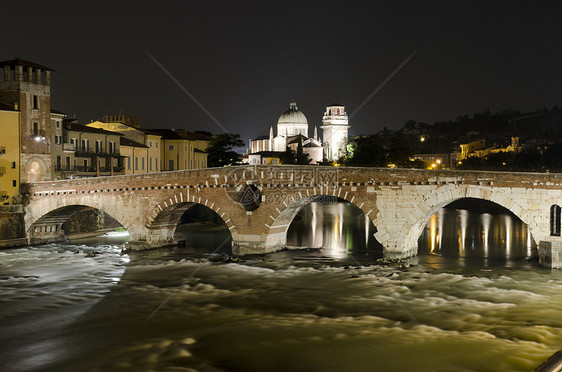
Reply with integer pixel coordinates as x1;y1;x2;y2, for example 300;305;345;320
320;104;349;162
0;58;53;182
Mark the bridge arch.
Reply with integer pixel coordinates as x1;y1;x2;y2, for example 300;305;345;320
394;185;538;257
264;194;378;252
147;194;238;246
28;204;127;245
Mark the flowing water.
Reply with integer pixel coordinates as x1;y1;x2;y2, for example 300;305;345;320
1;203;561;372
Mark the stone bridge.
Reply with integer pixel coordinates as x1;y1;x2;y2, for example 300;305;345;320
23;165;562;264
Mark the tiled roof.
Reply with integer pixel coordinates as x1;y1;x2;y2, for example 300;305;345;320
120;137;148;148
64;122;122;136
51;108;67;115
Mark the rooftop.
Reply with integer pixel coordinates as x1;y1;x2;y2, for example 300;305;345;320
0;57;55;71
64;122;122;136
0;102;17;111
120;137;148;148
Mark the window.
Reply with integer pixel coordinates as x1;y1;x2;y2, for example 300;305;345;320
141;157;145;170
32;95;38;109
109;141;115;154
169;159;174;171
135;157;139;170
551;205;561;236
149;157;152;171
150;141;152;147
169;145;174;150
12;180;16;187
33;123;39;136
81;139;89;152
156;142;158;148
11;161;15;169
95;140;102;153
127;156;131;170
155;159;158;171
56;121;60;128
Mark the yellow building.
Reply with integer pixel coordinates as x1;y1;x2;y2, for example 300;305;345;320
120;137;150;175
0;103;21;204
86;121;161;173
63;120;123;177
458;139;486;160
149;129;210;171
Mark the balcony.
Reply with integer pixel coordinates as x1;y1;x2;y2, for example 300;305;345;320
63;143;76;151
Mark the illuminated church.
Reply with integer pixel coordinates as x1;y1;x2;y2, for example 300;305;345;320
247;100;349;164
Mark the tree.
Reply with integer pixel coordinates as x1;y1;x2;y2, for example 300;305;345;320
345;135;386;166
206;133;244;167
296;135;310;165
279;147;296;164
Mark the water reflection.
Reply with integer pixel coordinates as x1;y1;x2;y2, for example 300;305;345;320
419;207;534;264
287;200;383;259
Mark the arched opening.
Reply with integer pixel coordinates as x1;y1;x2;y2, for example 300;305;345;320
26;159;46;183
29;205;128;245
286;195;383;259
418;198;535;264
550;204;561;237
150;202;232;254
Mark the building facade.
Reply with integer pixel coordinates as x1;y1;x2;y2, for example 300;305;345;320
62;120;123;177
149;129;210;171
248;101;349;164
320;104;350;162
86;121;162;174
0;58;53;183
0;103;20;204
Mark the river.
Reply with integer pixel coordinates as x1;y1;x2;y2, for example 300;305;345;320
1;201;562;371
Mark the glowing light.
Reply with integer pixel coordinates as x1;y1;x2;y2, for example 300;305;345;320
481;213;491;257
387;163;396;168
459;209;468;254
436;159;441;164
420;136;425;142
429;213;437;253
505;214;512;259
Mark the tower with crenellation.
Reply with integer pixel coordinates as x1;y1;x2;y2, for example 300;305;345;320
0;58;54;182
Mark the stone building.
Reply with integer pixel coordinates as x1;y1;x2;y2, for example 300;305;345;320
50;109;66;179
0;58;54;183
248;100;349;164
321;104;350;162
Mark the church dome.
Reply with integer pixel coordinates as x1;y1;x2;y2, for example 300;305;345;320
277;100;308;126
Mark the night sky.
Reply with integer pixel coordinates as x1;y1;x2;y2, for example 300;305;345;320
3;0;562;143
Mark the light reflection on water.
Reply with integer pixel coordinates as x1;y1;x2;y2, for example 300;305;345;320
286;201;383;259
418;207;533;266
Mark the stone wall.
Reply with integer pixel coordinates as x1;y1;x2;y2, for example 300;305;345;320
0;205;25;247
